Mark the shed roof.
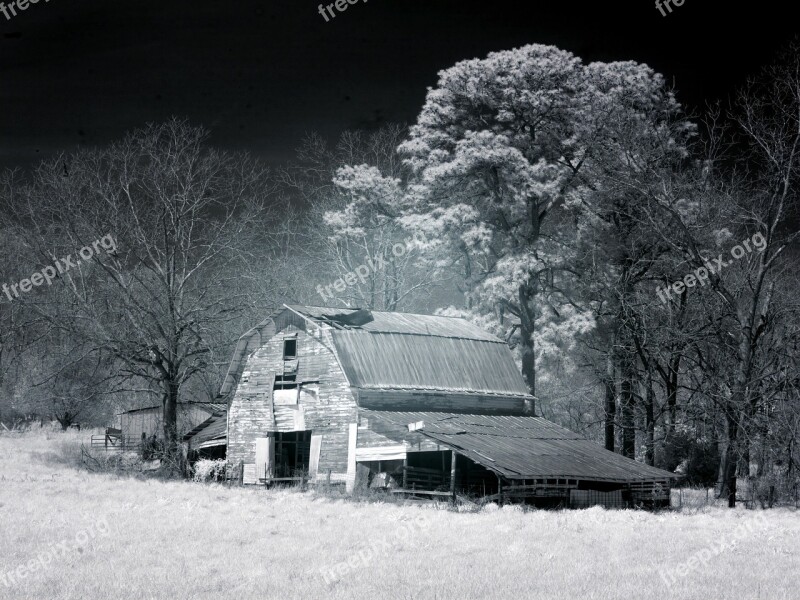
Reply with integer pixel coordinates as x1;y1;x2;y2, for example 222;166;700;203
362;411;676;483
183;414;227;448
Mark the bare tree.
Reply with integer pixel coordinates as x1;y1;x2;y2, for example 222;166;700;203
0;119;279;461
282;126;453;312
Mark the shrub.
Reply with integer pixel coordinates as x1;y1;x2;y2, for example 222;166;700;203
141;435;165;460
192;459;227;482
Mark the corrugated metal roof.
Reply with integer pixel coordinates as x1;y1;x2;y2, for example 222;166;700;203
184;414;226;445
285;305;500;341
218;305;532;401
333;332;531;397
362;411;676;482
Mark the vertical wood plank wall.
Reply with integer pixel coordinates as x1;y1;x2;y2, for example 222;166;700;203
227;323;358;480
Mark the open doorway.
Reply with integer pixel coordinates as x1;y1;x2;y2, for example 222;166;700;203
274;431;312;477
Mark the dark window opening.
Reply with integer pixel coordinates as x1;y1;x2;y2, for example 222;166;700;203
283;338;297;360
274;431;311;478
274;374;297;390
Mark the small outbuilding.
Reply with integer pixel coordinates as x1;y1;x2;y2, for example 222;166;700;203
119;401;225;442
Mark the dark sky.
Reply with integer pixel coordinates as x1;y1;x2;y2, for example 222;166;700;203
0;0;796;171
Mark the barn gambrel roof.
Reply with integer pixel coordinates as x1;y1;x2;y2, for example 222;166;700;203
287;305;533;399
218;305;534;402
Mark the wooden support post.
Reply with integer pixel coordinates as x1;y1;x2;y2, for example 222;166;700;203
497;474;503;505
346;423;357;494
450;450;457;504
238;460;244;487
402;458;408;489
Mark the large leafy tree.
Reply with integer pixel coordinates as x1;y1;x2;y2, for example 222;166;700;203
397;44;688;412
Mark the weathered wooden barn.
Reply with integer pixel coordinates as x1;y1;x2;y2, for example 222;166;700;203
187;305;675;507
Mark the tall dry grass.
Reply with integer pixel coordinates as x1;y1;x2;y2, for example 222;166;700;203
0;429;797;600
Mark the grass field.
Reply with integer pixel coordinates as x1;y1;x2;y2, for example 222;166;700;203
0;430;797;600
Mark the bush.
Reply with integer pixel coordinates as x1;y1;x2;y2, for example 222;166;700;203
192;459;227;482
141;435;164;460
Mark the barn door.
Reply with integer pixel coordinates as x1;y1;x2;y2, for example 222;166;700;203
255;435;275;480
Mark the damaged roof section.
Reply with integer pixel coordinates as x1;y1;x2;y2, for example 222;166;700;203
362;411;677;483
183;413;226;449
284;305;501;341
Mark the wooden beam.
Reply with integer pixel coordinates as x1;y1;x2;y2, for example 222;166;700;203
450;450;457;504
497;473;503;505
346;423;358;493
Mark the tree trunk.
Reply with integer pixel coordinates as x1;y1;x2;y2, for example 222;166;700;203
162;379;180;460
718;410;740;507
620;355;636;459
518;286;536;413
644;371;656;466
57;412;75;430
604;351;616;452
719;307;758;503
665;354;680;443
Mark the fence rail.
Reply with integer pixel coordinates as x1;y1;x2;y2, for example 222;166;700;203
89;434;141;451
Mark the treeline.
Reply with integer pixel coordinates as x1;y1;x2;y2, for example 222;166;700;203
0;44;798;502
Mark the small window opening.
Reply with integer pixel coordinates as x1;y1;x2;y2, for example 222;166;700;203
274;374;297;390
283;338;297;360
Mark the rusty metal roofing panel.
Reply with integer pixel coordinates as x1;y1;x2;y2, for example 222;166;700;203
362;411;676;482
332;332;531;397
